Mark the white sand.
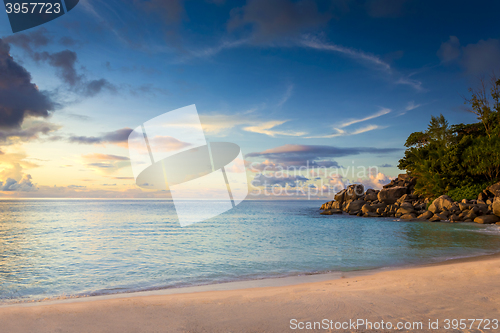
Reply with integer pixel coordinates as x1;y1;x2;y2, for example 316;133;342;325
1;254;499;332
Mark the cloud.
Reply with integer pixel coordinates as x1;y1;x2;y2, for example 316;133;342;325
357;172;392;190
0;120;60;145
3;27;50;53
305;124;384;139
462;39;500;75
398;101;421;116
227;0;331;42
5;29;114;97
338;108;391;128
277;83;294;107
82;153;130;161
248;158;340;171
32;50;116;96
147;136;192;152
0;152;39;184
246;144;401;167
199;109;303;137
82;153;131;174
379;163;393;168
299;35;391;71
0;38;56;129
251;173;309;187
437;36;461;63
395;77;423;91
68;128;133;146
438;36;500;75
200;111;255;135
0;174;35;192
243;120;307;137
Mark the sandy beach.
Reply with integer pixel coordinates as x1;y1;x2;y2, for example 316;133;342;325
1;254;499;332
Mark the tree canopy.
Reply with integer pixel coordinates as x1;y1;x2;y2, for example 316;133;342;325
398;76;500;200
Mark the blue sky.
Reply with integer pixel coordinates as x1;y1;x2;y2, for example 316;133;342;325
1;0;499;197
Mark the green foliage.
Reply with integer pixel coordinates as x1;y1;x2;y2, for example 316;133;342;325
398;77;500;199
447;183;490;202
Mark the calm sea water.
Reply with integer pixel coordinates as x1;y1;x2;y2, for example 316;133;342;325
1;199;500;304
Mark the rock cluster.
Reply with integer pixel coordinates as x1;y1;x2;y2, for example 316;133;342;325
320;175;500;225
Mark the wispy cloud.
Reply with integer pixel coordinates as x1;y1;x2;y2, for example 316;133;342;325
277;83;294;107
305;108;390;139
298;35;392;72
398;101;422;115
305;124;384;139
396;77;423;91
244;120;307;137
339;108;391;128
188;39;249;59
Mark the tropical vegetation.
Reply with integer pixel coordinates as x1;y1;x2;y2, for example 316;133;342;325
398;76;500;201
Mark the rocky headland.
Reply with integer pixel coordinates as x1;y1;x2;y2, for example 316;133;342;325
320;174;500;224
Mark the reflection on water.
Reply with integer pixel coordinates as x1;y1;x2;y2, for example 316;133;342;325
1;199;499;303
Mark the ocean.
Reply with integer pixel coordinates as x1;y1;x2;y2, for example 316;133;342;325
1;199;500;304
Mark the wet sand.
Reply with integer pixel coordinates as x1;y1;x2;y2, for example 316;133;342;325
1;253;499;332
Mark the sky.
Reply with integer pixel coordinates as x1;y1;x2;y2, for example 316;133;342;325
1;0;499;199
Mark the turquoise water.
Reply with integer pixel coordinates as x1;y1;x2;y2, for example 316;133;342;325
1;199;500;304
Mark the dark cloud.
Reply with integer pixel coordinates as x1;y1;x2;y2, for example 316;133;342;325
59;36;78;47
67;185;86;189
3;27;50;53
251;173;309;187
0;38;56;129
379;163;393;167
437;36;461;63
131;84;169;96
0;175;35;191
68;128;133;145
102;128;134;143
246;144;401;166
365;0;408;18
437;37;500;75
87;162;114;168
227;0;331;42
34;50;81;86
6;28;114;97
84;79;117;97
65;113;92;121
462;39;500;75
68;136;101;144
0;121;60;144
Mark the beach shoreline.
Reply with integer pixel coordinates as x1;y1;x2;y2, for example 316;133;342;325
1;252;500;332
2;250;500;308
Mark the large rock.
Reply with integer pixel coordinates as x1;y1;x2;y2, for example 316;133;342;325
365;189;378;201
397;206;414;215
346;200;367;214
361;204;375;214
334;189;347;203
400;213;417;220
320;209;343;215
474;215;500;224
493;197;500;217
487;181;500;197
428;195;454;214
345;184;364;201
363;211;380;217
417;211;433;220
377;186;408;204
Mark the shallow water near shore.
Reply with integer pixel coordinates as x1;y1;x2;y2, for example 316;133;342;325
1;199;500;304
